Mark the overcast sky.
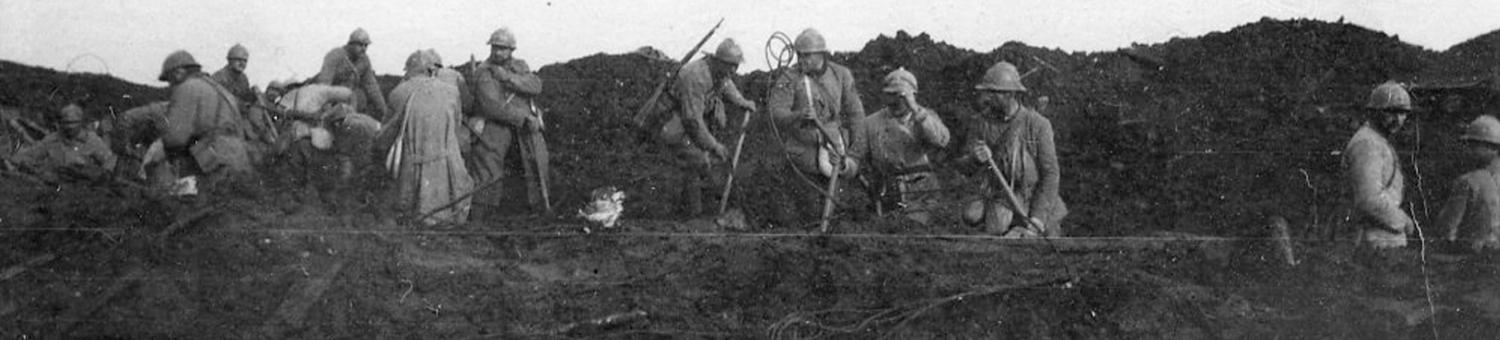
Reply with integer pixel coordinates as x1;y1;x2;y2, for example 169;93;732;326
3;0;1498;86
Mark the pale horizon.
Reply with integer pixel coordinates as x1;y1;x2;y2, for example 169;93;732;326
3;0;1498;86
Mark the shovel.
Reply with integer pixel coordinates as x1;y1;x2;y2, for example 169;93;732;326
984;156;1046;235
718;109;755;215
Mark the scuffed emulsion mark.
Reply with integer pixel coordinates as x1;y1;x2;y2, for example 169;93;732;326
1410;214;1440;340
399;279;414;302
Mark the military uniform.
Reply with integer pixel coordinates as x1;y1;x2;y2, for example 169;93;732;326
13;106;117;181
164;73;254;181
659;39;754;216
1345;82;1416;249
470;28;548;216
848;68;950;225
1436;115;1500;252
315;30;388;120
386;50;474;225
765;29;866;227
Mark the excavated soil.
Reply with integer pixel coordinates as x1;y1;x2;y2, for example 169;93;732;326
5;18;1500;338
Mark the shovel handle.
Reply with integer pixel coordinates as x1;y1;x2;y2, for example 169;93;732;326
718;110;755;214
986;159;1043;232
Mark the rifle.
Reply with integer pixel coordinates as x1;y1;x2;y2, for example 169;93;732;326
519;100;552;214
630;18;725;129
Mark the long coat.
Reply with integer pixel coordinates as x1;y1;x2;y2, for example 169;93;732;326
386;76;474;225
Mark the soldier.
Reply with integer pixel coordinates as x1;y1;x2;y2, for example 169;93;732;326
1345;81;1416;249
315;28;386;182
385;49;474;225
211;44;256;103
315;28;388;120
158;50;255;193
847;68;951;225
1436;115;1500;253
659;38;757;216
211;43;276;157
962;62;1067;238
766;28;865;227
10;104;117;182
470;27;548;218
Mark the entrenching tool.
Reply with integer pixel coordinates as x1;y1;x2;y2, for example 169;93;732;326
717;109;755;215
630;18;724;129
984;155;1046;236
814;123;846;233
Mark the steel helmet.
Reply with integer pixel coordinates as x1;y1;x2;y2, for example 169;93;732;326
794;28;827;54
348;28;372;45
425;48;444;67
58;104;86;124
1462;115;1500;145
708;38;743;64
404;49;437;74
488;28;517;48
158;50;200;81
227;43;249;60
882;67;918;95
975;61;1027;92
267;79;291;91
1366;81;1412;111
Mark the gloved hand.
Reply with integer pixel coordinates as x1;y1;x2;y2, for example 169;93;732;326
970;144;993;164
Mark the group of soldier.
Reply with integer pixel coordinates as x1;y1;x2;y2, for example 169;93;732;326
4;26;1069;238
1348;82;1500;253
665;29;1066;237
12;24;1496;248
7;28;550;227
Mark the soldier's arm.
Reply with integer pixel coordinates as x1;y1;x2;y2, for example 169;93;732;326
838;70;867;129
676;74;722;152
766;71;800;127
913;107;950;148
719;79;754;110
1029;118;1062;221
382;83;406;128
11;143;46;168
474;68;528;127
1436;177;1474;241
846;116;870;172
957;119;991;168
313;50;340;85
361;64;389;118
91;136;118;171
496;59;543;96
1347;141;1412;232
455;72;474;114
161;84;201;148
